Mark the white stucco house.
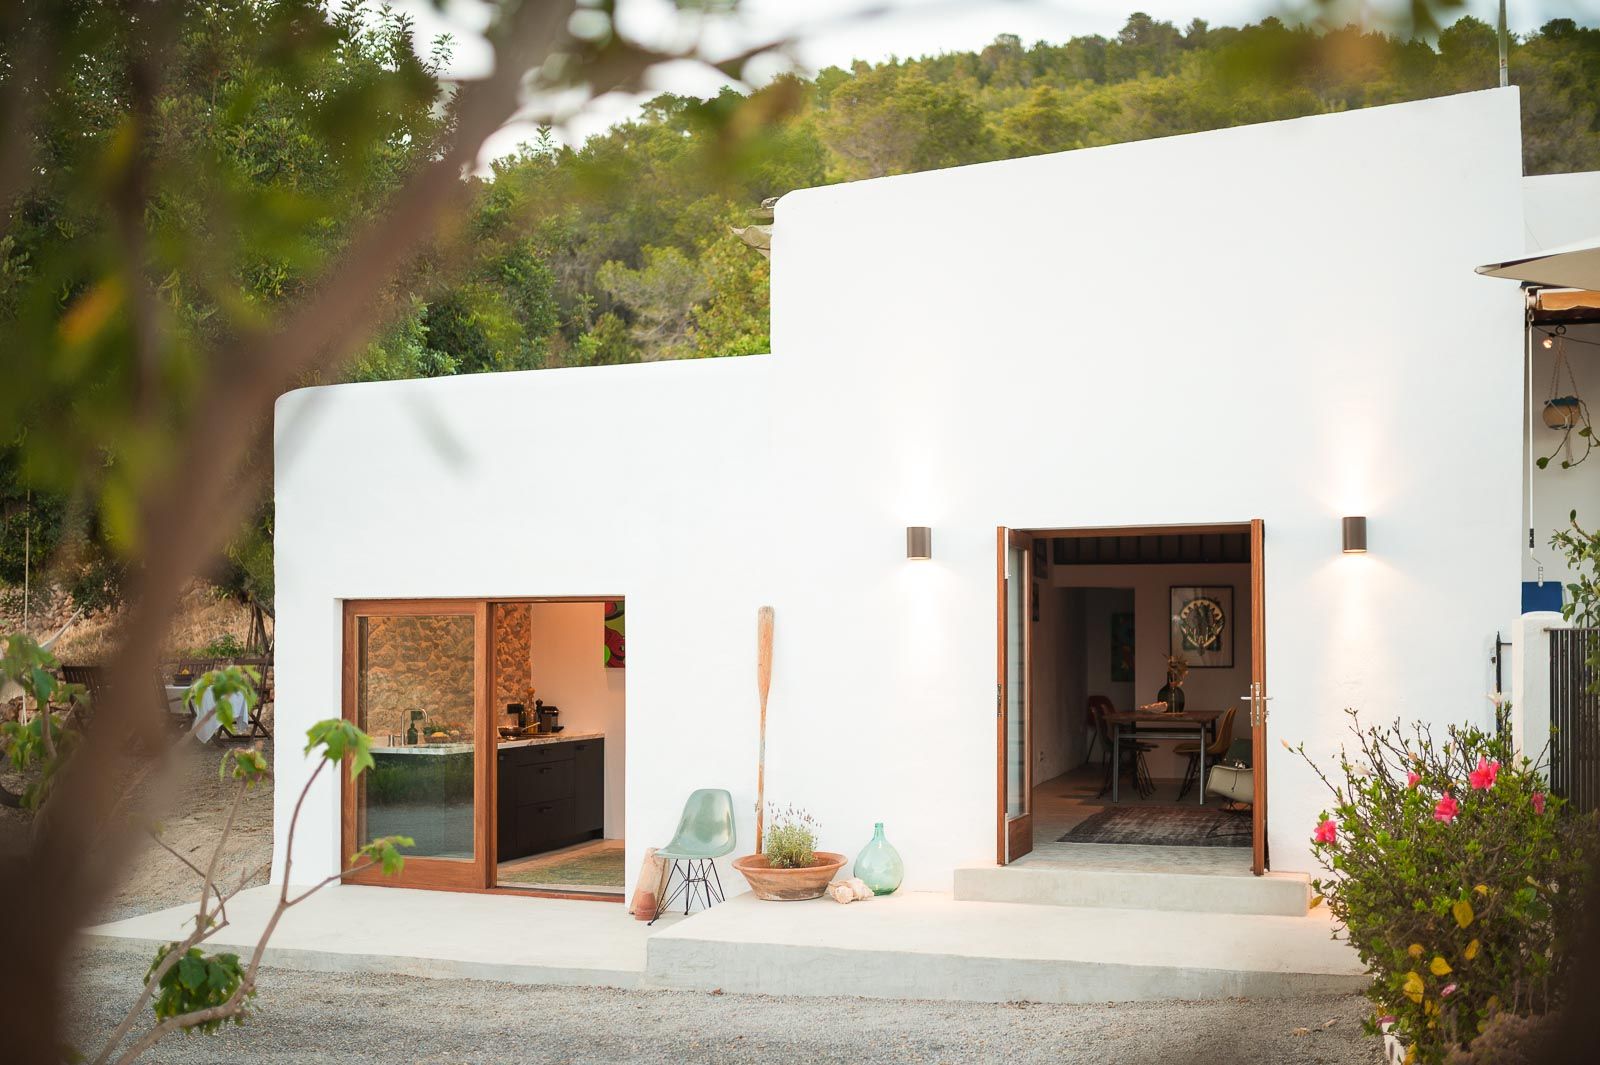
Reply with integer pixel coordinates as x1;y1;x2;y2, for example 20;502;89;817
270;86;1597;922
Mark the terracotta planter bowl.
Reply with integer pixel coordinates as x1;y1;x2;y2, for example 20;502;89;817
732;851;848;901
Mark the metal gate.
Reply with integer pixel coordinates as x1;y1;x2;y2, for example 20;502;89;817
1549;628;1600;814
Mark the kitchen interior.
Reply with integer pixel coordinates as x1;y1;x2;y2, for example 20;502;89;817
359;599;625;897
492;600;626;896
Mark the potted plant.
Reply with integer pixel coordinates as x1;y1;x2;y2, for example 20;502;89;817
732;805;846;901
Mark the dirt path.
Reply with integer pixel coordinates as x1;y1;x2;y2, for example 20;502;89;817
100;736;276;922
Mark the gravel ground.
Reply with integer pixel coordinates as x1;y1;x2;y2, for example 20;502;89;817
68;943;1380;1064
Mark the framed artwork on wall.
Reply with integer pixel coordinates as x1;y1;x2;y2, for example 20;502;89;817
1169;586;1233;668
603;600;625;668
1110;612;1135;682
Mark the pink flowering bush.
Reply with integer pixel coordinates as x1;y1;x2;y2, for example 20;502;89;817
1297;712;1595;1064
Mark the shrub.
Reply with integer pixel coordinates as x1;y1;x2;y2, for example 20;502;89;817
1298;713;1595;1064
763;804;818;868
184;633;249;659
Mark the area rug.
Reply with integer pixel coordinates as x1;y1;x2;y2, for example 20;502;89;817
499;843;626;888
1059;806;1250;848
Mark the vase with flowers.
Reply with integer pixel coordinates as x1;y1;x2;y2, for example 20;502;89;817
1157;654;1189;713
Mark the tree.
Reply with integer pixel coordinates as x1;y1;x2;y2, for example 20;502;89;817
0;1;795;1058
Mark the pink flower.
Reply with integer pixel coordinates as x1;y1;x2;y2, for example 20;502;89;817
1434;793;1460;823
1406;771;1421;789
1441;983;1458;998
1313;818;1338;844
1533;792;1546;815
1468;756;1500;791
1377;1015;1396;1027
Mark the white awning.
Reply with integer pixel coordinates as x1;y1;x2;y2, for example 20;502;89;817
1477;235;1600;289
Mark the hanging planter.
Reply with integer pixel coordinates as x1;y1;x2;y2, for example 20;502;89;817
1543;395;1584;429
1536;328;1594;470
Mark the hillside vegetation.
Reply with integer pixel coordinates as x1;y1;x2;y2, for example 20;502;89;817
412;13;1600;371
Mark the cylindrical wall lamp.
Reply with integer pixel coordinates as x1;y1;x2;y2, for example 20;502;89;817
906;526;932;560
1342;516;1368;554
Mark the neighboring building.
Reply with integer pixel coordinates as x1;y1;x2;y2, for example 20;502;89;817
272;87;1589;909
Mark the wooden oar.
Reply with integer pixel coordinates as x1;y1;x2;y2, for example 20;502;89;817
754;606;775;852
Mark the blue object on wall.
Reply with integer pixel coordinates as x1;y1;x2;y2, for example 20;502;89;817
1522;581;1563;614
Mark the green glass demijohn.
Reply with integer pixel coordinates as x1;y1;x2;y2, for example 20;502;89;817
853;822;904;896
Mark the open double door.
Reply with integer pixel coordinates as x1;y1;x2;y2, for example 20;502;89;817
996;521;1270;875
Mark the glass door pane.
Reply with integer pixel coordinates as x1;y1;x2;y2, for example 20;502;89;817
355;612;479;865
1006;544;1028;818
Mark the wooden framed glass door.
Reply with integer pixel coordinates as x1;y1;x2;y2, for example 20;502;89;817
996;528;1034;863
342;600;491;890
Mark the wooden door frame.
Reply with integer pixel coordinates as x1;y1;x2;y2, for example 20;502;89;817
996;521;1268;874
340;596;628;899
341;598;491;890
996;529;1035;864
1249;519;1269;875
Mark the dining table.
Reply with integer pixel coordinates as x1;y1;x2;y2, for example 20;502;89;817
1105;707;1225;804
164;685;245;744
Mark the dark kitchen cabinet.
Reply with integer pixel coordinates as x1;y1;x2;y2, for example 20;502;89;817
571;740;603;838
497;738;605;863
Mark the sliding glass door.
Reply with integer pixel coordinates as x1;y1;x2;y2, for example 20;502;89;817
342;600;489;889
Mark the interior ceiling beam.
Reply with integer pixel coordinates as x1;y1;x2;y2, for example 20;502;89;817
1049;530;1251;566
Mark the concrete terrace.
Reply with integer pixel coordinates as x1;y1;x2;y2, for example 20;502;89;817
86;884;1365;1004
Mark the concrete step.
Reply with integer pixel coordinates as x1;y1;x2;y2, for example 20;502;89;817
953;847;1310;917
644;892;1363;1004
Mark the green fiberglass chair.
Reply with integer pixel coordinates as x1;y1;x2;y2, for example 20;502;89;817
650;788;736;924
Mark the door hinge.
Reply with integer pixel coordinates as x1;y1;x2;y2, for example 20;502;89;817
997;683;1002;717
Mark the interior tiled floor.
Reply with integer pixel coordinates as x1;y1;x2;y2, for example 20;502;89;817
1028;763;1251;872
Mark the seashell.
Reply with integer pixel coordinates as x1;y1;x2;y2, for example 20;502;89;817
827;881;856;905
846;877;873;901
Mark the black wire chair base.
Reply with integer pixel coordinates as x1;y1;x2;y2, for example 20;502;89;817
648;857;726;926
1097;746;1155;799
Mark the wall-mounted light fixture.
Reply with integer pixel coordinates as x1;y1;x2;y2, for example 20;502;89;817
1342;516;1368;554
906;526;932;560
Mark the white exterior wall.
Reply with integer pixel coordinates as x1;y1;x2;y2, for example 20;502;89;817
1523;172;1600;251
273;358;777;894
275;88;1527;897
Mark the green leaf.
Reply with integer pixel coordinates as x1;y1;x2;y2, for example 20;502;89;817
178;953;207;992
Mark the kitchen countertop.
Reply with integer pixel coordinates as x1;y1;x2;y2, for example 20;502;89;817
371;731;604;756
498;730;603;751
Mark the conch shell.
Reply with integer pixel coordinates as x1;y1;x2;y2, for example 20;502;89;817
828;878;875;904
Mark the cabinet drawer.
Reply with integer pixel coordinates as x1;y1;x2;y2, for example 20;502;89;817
516;758;574;803
518;797;576;850
505;741;575;766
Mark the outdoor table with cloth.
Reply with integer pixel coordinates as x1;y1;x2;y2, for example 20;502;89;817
1106;708;1225;804
164;685;245;744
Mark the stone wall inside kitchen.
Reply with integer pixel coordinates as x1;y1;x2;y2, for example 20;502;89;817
360;614;475;739
494;602;533;719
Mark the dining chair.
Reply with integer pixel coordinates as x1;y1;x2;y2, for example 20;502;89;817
1091;699;1155;799
1176;705;1236;801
